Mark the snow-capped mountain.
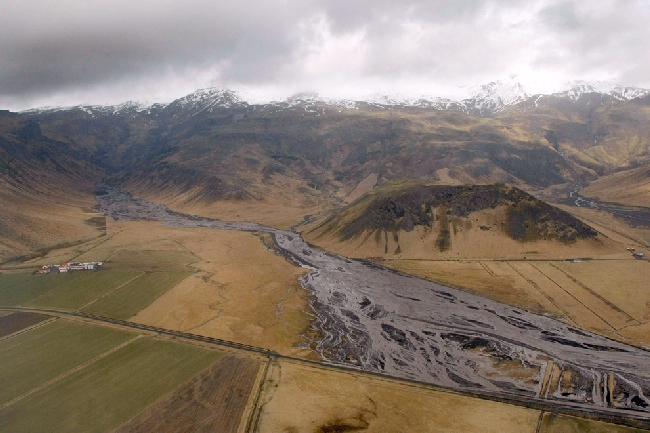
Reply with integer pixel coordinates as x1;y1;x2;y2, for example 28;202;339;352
365;92;459;110
19;77;650;119
460;76;529;115
162;88;246;118
552;80;650;102
281;92;358;110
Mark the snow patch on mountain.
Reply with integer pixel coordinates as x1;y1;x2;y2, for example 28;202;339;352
462;75;529;114
21;78;650;119
366;93;459;110
553;80;650;101
165;88;246;117
278;92;358;110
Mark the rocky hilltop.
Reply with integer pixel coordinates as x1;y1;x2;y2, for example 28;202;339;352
334;184;597;244
304;184;611;260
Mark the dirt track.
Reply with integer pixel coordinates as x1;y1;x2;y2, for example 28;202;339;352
96;187;650;420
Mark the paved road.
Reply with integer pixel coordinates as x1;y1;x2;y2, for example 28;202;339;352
3;305;650;427
95;187;650;419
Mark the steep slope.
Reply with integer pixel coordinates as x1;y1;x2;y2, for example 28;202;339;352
303;184;617;260
580;165;650;208
3;81;650;232
0;111;104;262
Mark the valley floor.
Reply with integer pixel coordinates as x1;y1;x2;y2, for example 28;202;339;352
1;189;650;431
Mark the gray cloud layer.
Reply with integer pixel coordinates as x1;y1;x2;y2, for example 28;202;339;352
2;0;650;109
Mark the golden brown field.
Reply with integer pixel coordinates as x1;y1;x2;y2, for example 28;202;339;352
4;217;314;357
118;223;314;358
253;360;542;433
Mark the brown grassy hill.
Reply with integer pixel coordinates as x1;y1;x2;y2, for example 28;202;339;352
580;166;650;208
500;93;650;171
6;89;650;235
0;113;104;264
303;184;618;260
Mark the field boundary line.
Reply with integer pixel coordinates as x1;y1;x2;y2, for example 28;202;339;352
0;317;58;342
243;356;272;433
2;306;650;427
76;272;145;312
480;261;498;277
0;334;143;410
506;263;577;326
23;272;90;307
68;228;127;261
535;411;546;433
530;263;620;334
548;263;639;325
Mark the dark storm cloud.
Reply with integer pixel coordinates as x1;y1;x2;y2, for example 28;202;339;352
1;0;650;109
0;1;298;97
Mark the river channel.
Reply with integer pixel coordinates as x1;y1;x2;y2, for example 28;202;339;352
96;187;650;421
563;186;650;229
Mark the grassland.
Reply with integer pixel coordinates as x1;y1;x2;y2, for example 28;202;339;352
303;205;621;262
24;269;142;310
0;182;104;264
129;224;313;358
254;360;542;433
557;203;650;248
0;219;200;322
0;331;221;433
0;319;134;405
539;412;647;433
115;354;262;433
253;360;650;432
135;172;334;230
580;166;650;208
0;272;86;306
0;272;40;289
106;249;198;271
81;270;193;319
4;217;314;357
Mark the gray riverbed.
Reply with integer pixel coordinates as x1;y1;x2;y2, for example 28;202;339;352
97;187;650;421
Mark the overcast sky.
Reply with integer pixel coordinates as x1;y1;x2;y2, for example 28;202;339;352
2;0;650;110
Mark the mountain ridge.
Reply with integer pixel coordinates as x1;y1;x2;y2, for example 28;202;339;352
18;78;650;118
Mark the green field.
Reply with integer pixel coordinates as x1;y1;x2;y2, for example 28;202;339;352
24;270;142;310
82;270;192;319
0;272;40;290
0;273;86;306
0;335;222;433
0;320;134;405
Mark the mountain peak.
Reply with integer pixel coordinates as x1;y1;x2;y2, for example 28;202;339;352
554;80;650;101
462;76;529;114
